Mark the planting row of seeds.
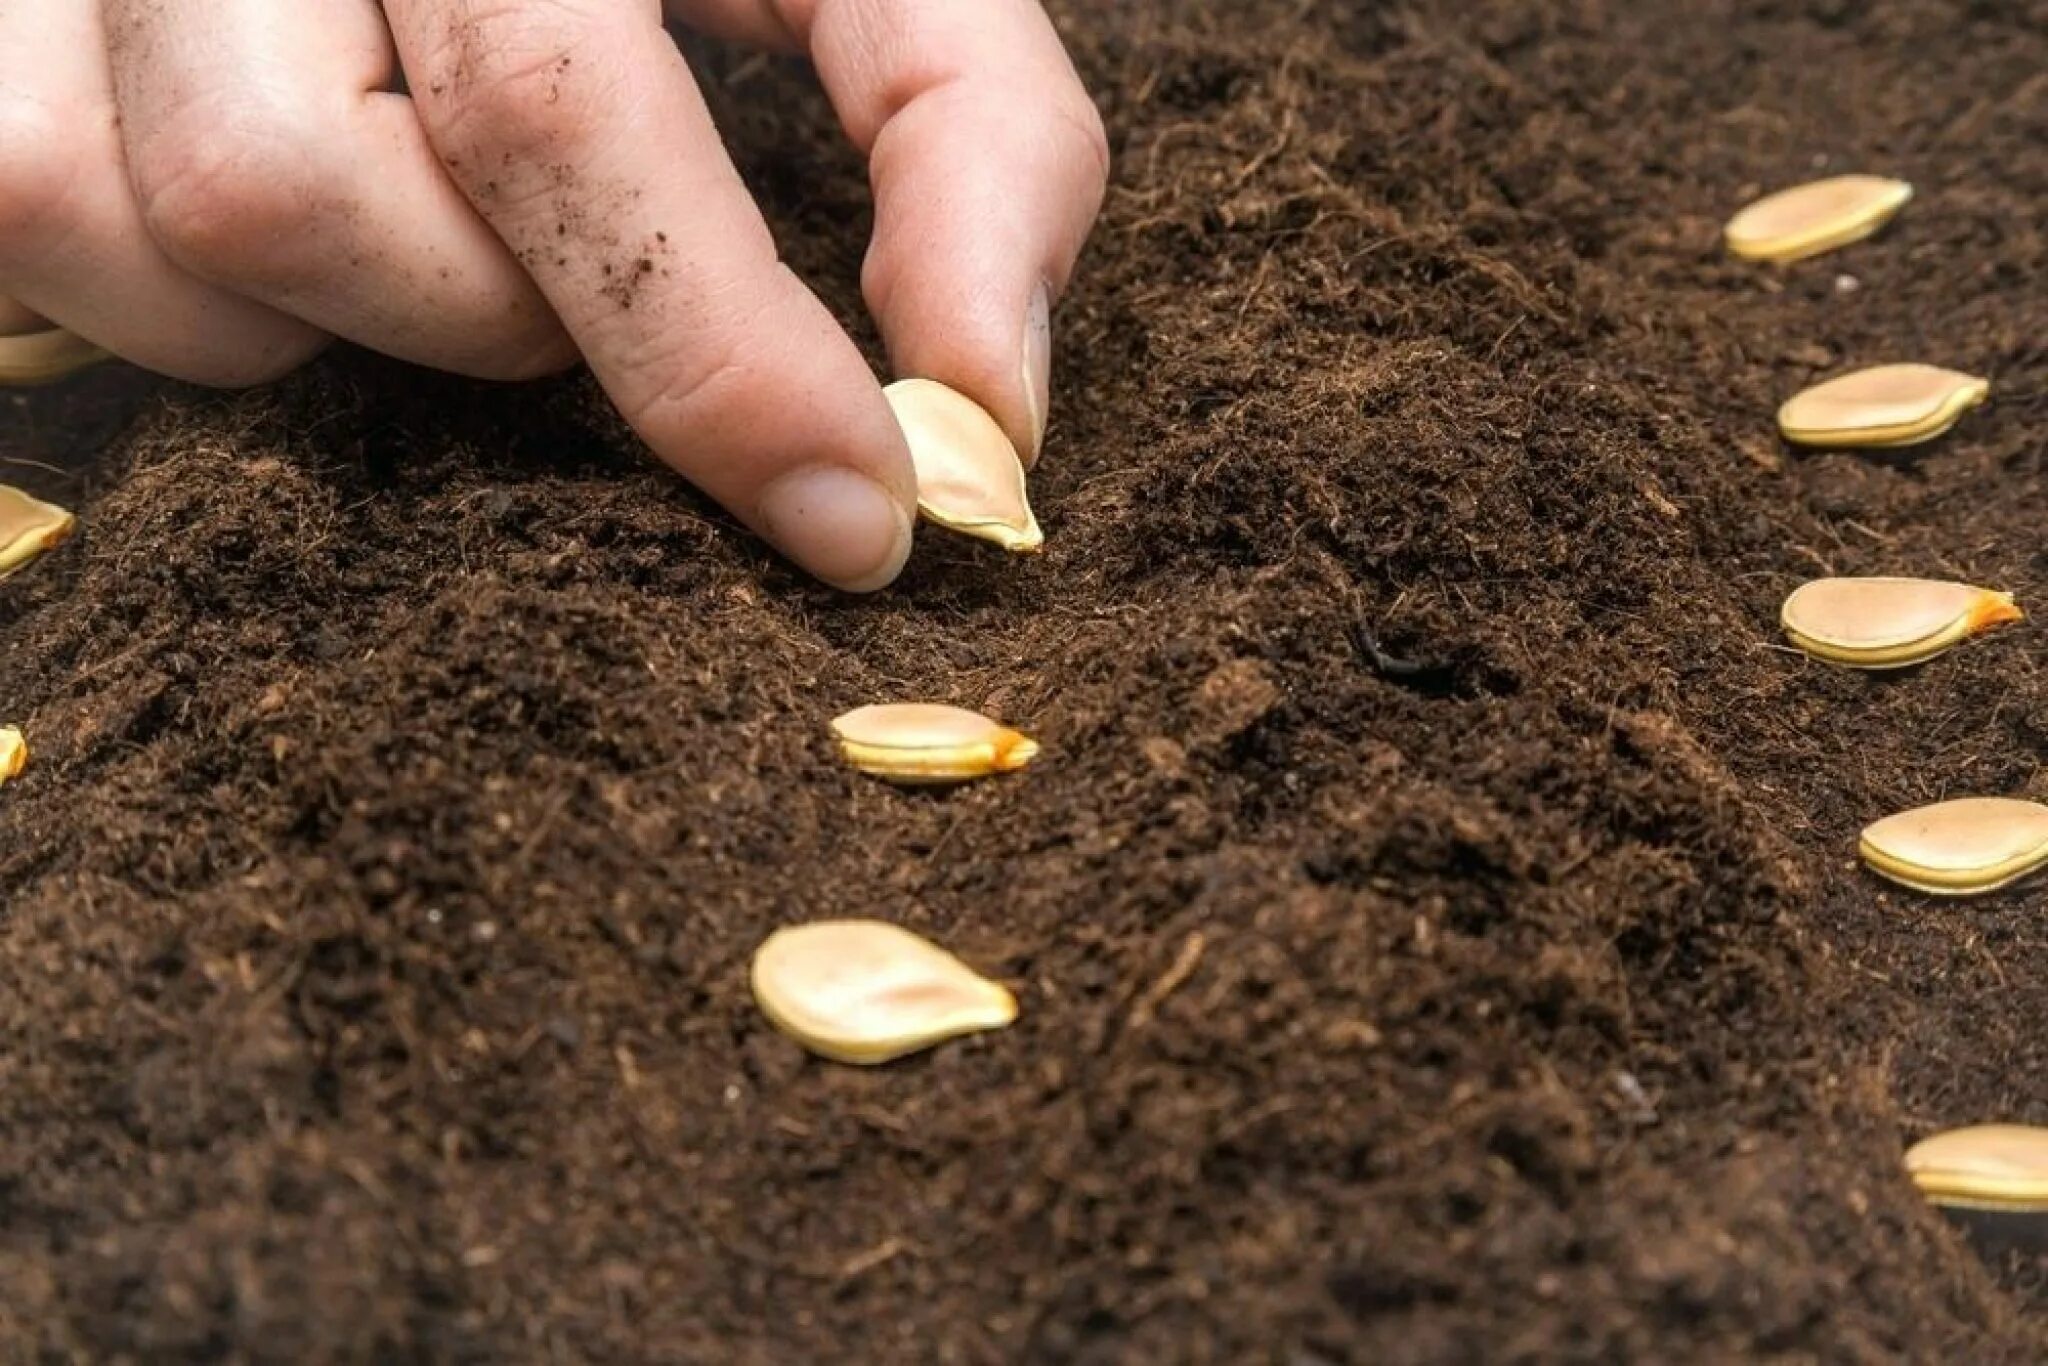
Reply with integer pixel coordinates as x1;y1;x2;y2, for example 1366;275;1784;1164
2;173;2040;1239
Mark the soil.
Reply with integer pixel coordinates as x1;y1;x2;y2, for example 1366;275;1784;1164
2;1;2044;1360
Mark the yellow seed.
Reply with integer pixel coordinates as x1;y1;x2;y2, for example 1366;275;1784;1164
750;919;1018;1065
0;484;76;583
1904;1125;2048;1215
831;703;1039;785
0;727;25;784
0;327;109;387
1776;364;1989;448
1723;174;1912;263
883;378;1043;553
1859;796;2048;897
1780;577;2021;669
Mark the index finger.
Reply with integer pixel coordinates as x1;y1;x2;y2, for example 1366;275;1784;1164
763;0;1110;464
386;0;918;592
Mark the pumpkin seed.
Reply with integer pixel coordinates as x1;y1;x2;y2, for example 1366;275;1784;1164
1859;796;2048;896
0;727;24;784
1780;577;2021;669
831;703;1039;785
0;327;108;387
1724;174;1912;263
1777;364;1989;448
0;484;76;582
884;378;1043;553
750;919;1018;1065
1905;1125;2048;1216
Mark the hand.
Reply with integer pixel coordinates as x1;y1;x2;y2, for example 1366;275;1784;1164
0;2;1109;591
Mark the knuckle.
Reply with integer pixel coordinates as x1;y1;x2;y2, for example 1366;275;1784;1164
134;102;331;283
410;3;603;169
0;91;85;263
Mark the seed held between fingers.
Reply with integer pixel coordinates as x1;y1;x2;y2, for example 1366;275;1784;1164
0;485;77;582
1781;577;2022;669
831;703;1040;785
1905;1125;2048;1217
0;727;25;784
0;328;110;388
750;919;1019;1065
1858;796;2048;897
1777;364;1989;448
1724;174;1913;263
884;378;1044;553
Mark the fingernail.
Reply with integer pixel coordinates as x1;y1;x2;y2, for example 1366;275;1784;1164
758;465;914;593
1020;280;1052;464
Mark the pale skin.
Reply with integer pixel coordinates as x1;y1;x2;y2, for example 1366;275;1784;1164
0;1;1109;591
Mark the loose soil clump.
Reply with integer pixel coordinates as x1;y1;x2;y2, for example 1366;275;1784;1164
2;1;2043;1360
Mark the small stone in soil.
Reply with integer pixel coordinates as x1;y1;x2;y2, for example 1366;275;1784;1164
1780;577;2021;669
1858;797;2048;897
831;703;1039;785
1776;364;1989;448
750;920;1018;1065
1723;174;1912;263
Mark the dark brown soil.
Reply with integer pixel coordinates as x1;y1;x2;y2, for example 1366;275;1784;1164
3;1;2044;1360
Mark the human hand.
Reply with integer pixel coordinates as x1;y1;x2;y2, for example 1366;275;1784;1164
0;1;1109;591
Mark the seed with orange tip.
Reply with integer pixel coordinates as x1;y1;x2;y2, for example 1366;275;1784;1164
0;727;26;785
750;919;1019;1065
831;703;1040;785
1780;577;2022;669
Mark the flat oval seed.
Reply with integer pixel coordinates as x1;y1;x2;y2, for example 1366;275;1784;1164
884;378;1043;553
1781;577;2022;669
831;703;1040;785
1776;364;1989;448
1905;1125;2048;1215
750;919;1019;1065
0;727;25;784
0;484;77;582
0;328;109;387
1859;796;2048;896
1724;174;1912;263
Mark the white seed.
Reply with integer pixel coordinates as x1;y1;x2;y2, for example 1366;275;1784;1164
1724;175;1912;263
0;484;76;582
750;919;1018;1065
1859;796;2048;897
884;378;1043;553
0;727;24;784
0;327;109;387
1776;364;1989;448
831;703;1039;785
1904;1125;2048;1215
1780;577;2021;669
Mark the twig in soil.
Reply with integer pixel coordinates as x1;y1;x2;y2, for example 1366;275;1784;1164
1129;931;1207;1028
835;1237;910;1284
1350;623;1432;678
